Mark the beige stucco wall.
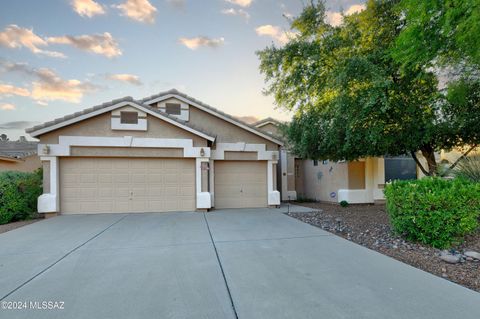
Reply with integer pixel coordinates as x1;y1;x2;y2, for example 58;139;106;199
70;147;184;158
224;151;258;160
297;159;349;202
0;155;42;173
38;113;208;147
188;107;278;150
43;161;50;193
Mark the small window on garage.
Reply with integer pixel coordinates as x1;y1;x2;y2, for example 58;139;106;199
165;103;181;115
120;111;138;124
313;160;318;166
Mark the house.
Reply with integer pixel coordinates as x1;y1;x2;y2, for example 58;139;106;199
254;118;421;204
26;89;282;215
0;138;41;172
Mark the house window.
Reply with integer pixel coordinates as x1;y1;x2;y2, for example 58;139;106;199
120;111;138;124
313;160;318;166
322;160;329;165
165;103;181;115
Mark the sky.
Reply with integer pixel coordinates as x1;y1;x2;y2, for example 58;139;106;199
0;0;365;140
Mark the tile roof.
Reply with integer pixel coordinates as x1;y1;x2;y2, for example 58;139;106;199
0;141;38;159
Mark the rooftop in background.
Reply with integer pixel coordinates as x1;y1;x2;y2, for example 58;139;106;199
0;138;38;160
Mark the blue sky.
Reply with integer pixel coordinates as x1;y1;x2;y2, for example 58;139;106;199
0;0;364;140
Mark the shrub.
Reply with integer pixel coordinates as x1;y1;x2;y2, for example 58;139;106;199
454;155;480;182
384;177;480;248
0;169;42;225
339;200;349;207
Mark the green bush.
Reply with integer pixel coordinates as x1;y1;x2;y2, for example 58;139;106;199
384;177;480;248
454;155;480;182
0;169;42;225
340;200;349;207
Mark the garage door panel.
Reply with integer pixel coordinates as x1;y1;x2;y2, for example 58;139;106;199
214;161;267;209
60;158;195;214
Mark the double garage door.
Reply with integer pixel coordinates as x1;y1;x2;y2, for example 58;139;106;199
60;158;268;214
60;157;195;214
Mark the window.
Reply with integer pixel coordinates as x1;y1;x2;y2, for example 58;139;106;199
322;160;329;165
120;111;138;124
313;160;318;166
165;103;181;115
384;155;417;182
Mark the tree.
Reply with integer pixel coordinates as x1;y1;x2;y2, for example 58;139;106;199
0;134;8;141
257;0;479;176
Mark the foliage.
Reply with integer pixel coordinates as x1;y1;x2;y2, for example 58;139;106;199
339;200;349;207
0;169;42;224
454;155;480;182
393;0;480;69
384;178;480;248
257;0;480;176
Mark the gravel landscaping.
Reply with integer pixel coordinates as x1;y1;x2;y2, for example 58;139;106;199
287;202;480;293
0;219;41;234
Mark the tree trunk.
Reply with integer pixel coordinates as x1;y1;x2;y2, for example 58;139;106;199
420;145;437;176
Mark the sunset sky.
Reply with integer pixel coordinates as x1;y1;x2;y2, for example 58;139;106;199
0;0;364;140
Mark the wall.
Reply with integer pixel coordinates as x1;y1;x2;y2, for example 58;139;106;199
38;113;208;147
0;155;42;173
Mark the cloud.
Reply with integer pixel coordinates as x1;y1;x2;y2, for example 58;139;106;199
166;0;185;10
0;121;37;129
106;73;142;85
225;0;252;7
0;83;30;97
47;32;122;58
71;0;105;17
0;25;65;58
325;4;366;27
115;0;157;23
0;60;98;104
221;8;250;21
255;25;291;44
178;36;225;50
0;103;16;111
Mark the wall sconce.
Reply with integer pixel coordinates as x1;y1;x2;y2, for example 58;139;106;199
200;148;205;157
42;145;50;155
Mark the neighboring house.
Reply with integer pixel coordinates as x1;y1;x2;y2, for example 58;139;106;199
255;119;420;204
0;139;41;172
26;89;282;215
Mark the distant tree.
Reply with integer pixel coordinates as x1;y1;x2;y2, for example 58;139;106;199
0;134;8;141
257;0;479;176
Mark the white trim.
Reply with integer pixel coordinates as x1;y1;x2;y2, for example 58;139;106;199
157;98;190;121
338;189;373;204
211;142;279;161
111;117;147;131
209;159;215;207
38;156;59;213
28;100;215;142
38;136;211;158
196;158;212;209
255;121;279;128
144;94;283;146
267;160;280;206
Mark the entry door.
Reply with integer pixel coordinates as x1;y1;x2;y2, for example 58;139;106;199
214;161;267;209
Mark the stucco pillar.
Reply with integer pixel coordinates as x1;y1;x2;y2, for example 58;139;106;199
38;156;59;213
267;160;280;206
196;157;211;209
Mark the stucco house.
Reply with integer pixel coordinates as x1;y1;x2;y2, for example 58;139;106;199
0;139;41;172
26;89;282;215
254;118;420;204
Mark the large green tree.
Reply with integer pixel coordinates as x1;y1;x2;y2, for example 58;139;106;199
257;0;479;176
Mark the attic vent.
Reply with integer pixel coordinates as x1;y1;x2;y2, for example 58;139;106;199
165;103;181;115
120;111;138;124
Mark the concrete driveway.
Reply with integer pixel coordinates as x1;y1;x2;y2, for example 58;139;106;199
1;206;479;319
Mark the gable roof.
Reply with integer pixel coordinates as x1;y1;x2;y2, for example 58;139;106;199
140;89;283;146
25;97;216;141
0;141;37;161
252;117;283;128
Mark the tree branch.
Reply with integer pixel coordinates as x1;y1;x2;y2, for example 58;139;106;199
445;145;478;173
410;151;429;176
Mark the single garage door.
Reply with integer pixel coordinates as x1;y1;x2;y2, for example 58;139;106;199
214;161;267;209
60;157;195;214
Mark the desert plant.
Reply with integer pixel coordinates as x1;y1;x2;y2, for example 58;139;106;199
339;200;349;207
454;155;480;182
384;177;480;248
0;169;42;224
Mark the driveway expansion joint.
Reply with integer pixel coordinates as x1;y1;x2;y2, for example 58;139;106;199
214;234;333;244
203;213;239;319
0;214;129;301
